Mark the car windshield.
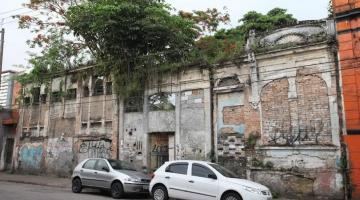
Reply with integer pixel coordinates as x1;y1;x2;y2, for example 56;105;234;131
107;159;137;171
209;164;238;178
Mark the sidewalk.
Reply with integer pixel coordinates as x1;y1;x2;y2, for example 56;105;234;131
0;172;70;188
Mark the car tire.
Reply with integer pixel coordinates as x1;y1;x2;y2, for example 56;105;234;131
222;192;242;200
111;182;124;199
152;185;168;200
72;178;82;193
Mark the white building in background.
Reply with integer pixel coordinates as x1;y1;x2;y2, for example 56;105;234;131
0;71;16;109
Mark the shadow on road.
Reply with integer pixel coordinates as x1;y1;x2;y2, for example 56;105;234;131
81;188;150;199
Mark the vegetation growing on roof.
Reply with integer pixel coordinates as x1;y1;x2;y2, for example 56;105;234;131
16;0;298;97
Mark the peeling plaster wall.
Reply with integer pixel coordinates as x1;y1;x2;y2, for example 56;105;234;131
179;89;208;160
121;113;145;168
16;75;118;176
252;146;343;199
46;137;73;176
148;111;175;133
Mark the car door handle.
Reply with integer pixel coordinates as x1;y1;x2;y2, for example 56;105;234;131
80;170;83;172
188;180;194;183
94;171;98;174
165;176;170;179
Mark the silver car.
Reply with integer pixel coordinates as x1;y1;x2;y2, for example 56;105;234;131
71;158;151;199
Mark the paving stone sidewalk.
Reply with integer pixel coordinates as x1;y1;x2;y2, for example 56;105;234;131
0;172;70;188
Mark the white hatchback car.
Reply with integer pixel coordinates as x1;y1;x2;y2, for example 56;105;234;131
149;160;272;200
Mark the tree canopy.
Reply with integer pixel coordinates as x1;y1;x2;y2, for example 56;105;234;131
66;0;199;96
16;0;297;97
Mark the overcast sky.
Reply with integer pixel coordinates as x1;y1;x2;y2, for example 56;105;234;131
0;0;329;71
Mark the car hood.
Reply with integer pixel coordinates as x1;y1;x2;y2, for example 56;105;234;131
116;170;150;180
225;178;269;191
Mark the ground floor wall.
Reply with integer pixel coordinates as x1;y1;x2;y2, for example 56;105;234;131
15;136;114;177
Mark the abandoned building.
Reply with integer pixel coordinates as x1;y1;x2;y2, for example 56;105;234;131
12;20;344;199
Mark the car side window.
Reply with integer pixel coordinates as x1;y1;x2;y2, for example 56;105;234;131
192;164;215;178
165;162;188;175
83;159;97;170
95;160;109;171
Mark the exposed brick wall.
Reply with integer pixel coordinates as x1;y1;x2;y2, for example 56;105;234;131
333;0;360;13
261;76;332;145
261;78;291;144
296;75;332;144
223;106;245;125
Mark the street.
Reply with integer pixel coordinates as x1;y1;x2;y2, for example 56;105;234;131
0;181;150;200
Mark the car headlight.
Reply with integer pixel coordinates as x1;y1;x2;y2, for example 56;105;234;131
125;177;141;183
242;186;262;195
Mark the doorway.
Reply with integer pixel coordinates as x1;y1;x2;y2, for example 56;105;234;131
149;132;175;172
4;138;14;170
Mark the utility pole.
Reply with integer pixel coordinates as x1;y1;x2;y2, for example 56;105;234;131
0;28;5;161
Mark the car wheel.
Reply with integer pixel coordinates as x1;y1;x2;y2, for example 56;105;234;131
111;182;124;199
152;185;168;200
72;178;82;193
222;192;242;200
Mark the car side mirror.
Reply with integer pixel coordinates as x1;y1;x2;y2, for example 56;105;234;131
208;174;217;180
102;167;110;172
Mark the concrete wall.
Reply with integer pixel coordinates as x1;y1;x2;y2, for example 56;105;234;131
15;74;118;175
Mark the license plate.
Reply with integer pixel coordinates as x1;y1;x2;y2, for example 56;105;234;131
143;185;149;190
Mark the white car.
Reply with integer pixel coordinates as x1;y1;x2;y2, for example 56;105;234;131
149;160;272;200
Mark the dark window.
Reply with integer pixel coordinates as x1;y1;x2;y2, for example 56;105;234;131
40;94;47;104
23;97;31;106
347;130;360;135
83;159;97;169
95;159;109;171
32;87;40;104
83;86;89;97
106;82;112;95
125;93;144;112
165;162;188;175
51;92;62;103
107;159;137;171
66;88;77;100
192;164;215;178
209;164;238;178
93;77;104;96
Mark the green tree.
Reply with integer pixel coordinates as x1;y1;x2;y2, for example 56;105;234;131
66;0;199;96
196;8;297;62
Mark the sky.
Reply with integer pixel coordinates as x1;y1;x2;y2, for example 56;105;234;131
0;0;329;72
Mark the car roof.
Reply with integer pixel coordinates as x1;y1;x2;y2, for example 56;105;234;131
165;160;214;165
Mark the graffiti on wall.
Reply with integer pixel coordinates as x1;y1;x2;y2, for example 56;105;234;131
78;140;112;161
19;143;43;171
267;120;325;145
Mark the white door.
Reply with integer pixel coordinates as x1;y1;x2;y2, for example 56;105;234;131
186;163;219;200
164;162;190;199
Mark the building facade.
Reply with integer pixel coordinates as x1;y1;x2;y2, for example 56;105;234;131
333;0;360;198
0;71;21;171
14;20;344;199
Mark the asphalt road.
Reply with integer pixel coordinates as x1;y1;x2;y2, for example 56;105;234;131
0;181;151;200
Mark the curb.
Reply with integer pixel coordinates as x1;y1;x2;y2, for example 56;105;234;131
0;179;69;189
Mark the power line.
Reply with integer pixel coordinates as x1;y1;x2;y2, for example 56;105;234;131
0;8;26;16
